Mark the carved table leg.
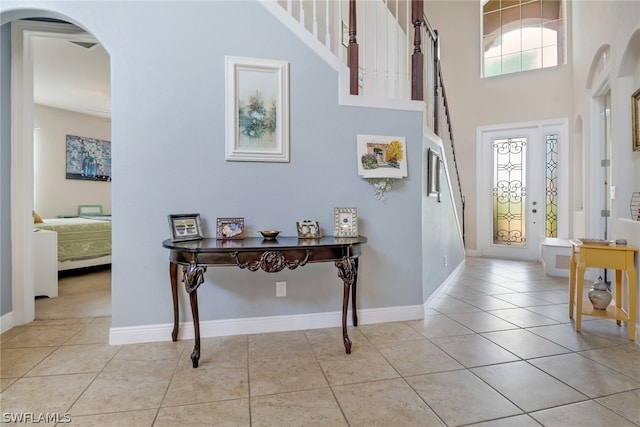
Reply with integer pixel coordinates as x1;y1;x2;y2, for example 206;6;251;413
335;257;358;354
189;290;200;368
170;263;179;342
182;262;207;368
352;258;359;327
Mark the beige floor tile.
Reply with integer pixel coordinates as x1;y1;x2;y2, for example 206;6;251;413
64;409;157;427
493;292;554;307
466;414;542;426
334;378;444;426
578;343;640;381
162;365;249;406
471;361;588;412
527;323;617;351
1;324;84;348
357;321;426;344
251;388;346;427
66;317;112;345
0;377;17;392
430;334;519;367
530;353;640;398
407;370;522;426
108;340;185;365
454;294;519;310
529;290;571;304
70;369;173;415
376;339;463;376
176;336;247;370
430;296;482;314
488;307;559;328
249;330;311;356
1;373;96;414
406;314;475;338
156;399;250;427
481;328;571;359
575;318;635;343
249;353;327;396
446;311;519;333
315;345;399;386
530;400;638;427
520;303;572;323
25;343;120;376
0;346;56;378
595;389;640;424
304;326;365;357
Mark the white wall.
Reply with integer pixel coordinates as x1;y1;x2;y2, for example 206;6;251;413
34;104;111;218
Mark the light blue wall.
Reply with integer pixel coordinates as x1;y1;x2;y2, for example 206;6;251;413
1;1;464;328
0;23;11;316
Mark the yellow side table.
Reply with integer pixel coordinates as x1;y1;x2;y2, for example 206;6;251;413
569;240;637;340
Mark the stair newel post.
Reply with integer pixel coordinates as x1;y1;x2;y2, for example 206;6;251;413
411;0;424;101
348;0;359;95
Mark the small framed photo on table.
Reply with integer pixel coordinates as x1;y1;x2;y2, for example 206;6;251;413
334;208;358;237
216;217;245;239
168;213;203;242
297;220;322;239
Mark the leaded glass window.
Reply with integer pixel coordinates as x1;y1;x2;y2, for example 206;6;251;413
493;137;527;246
545;133;558;237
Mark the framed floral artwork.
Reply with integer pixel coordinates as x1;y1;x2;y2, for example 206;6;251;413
65;134;111;181
357;134;408;179
225;56;290;162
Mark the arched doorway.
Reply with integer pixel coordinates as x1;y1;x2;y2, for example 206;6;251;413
9;17;111;326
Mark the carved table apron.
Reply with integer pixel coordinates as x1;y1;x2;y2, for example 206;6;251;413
162;236;367;368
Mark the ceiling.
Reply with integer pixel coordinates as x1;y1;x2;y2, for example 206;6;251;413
32;35;111;118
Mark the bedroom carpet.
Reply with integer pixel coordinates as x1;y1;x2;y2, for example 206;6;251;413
35;268;111;319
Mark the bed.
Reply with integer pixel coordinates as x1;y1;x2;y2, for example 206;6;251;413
34;216;112;271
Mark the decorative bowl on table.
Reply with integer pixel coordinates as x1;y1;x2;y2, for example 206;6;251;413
260;230;280;240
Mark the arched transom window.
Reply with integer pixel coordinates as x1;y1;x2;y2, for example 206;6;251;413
482;0;565;77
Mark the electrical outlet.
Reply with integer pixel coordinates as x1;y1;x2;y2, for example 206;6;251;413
276;281;286;297
444;255;448;267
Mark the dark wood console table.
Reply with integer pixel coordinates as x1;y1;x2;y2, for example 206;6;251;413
162;236;367;368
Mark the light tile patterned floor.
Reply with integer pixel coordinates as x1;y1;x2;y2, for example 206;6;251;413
1;258;639;426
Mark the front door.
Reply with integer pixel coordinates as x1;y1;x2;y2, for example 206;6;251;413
478;125;545;260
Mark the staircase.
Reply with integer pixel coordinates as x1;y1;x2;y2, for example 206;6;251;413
265;0;466;245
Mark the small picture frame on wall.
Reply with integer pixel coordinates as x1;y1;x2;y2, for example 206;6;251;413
168;213;203;242
296;220;322;239
632;88;640;152
427;148;441;199
334;208;358;237
216;217;245;240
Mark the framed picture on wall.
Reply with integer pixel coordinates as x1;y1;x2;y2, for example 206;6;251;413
356;134;408;179
632;88;640;152
225;56;290;162
168;213;203;242
65;134;112;181
427;148;441;199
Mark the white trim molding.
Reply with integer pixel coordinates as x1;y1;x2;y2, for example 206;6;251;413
110;304;425;346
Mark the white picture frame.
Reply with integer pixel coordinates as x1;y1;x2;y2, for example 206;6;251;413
357;134;408;179
225;56;290;162
334;207;358;237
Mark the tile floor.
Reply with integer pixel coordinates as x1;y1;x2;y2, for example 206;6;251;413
1;257;639;426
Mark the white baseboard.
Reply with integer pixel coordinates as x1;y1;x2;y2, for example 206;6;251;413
0;311;15;334
109;305;425;346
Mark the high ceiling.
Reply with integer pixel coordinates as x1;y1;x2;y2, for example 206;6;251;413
32;35;111;119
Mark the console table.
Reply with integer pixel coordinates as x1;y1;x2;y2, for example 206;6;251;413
569;240;637;340
162;236;367;368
